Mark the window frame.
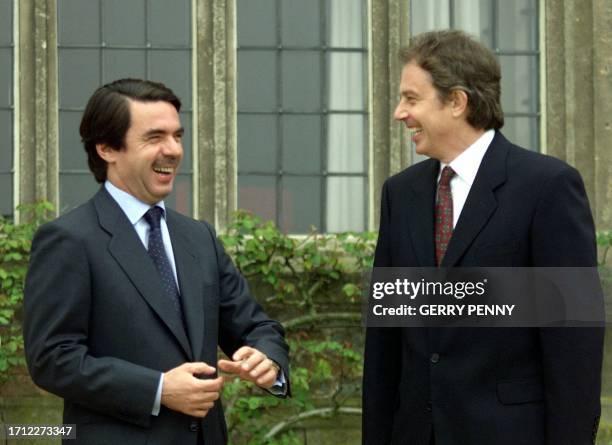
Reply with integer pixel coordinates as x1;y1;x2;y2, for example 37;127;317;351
236;0;370;234
56;0;195;216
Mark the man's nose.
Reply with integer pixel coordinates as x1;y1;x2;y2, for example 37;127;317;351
393;103;406;121
162;136;183;157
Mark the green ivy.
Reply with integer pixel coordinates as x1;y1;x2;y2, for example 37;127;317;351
219;211;375;444
599;230;612;266
0;202;53;381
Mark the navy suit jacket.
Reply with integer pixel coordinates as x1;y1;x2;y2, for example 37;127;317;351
363;132;603;445
24;188;289;445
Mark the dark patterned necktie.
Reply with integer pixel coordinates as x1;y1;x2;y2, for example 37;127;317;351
144;206;183;317
435;166;456;265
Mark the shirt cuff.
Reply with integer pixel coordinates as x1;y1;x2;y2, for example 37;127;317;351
267;368;287;396
152;373;163;416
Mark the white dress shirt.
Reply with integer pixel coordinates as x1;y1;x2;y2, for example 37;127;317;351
438;129;495;228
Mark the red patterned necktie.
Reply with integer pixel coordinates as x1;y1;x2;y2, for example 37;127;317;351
435;166;456;265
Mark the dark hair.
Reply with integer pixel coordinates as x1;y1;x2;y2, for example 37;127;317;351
79;78;182;183
399;30;504;130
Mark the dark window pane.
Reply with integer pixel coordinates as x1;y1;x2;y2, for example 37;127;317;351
59;173;100;213
164;173;192;216
280;176;321;232
237;0;276;47
0;109;12;172
498;0;538;51
103;49;146;82
237;51;277;112
179;111;192;170
148;0;190;46
328;0;364;48
59;49;101;108
282;51;321;111
149;50;191;109
0;48;12;107
238;114;278;173
102;0;146;46
500;55;538;114
282;115;321;174
0;172;12;217
327;114;365;173
328;52;365;111
0;0;12;45
281;0;320;47
502;116;538;151
58;0;100;45
238;175;277;223
59;110;87;171
237;0;369;232
0;0;12;218
57;0;193;216
326;176;365;232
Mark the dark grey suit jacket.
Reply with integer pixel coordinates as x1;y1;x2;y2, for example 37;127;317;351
363;132;603;445
23;187;289;445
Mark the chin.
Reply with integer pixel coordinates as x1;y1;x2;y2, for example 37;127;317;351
414;145;431;157
148;188;173;203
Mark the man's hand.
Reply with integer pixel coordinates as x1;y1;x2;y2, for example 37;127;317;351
217;346;280;389
161;362;223;418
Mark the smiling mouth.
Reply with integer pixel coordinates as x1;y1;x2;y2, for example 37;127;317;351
408;127;423;137
153;166;174;175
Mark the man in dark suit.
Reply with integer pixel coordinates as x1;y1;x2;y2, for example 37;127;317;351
363;30;603;445
23;78;289;445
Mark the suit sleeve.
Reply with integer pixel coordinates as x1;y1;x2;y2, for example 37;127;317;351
362;181;402;444
23;222;160;427
531;166;604;445
204;223;290;396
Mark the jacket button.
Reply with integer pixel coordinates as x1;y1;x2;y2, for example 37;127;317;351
190;421;199;432
430;353;440;363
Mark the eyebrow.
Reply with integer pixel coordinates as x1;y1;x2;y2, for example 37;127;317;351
400;88;419;97
143;127;185;138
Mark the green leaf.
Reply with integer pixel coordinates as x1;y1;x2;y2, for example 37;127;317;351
342;283;359;297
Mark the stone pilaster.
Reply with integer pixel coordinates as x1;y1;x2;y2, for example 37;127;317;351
545;0;612;230
18;0;59;217
194;0;237;230
370;0;410;229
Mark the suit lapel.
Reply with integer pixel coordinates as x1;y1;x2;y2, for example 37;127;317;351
94;188;193;360
441;132;509;267
166;213;205;361
406;159;439;267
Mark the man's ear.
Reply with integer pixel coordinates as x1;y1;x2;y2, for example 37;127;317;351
450;89;469;118
96;144;117;163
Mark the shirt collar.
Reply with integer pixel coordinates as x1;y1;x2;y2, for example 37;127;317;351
104;180;166;225
439;129;495;186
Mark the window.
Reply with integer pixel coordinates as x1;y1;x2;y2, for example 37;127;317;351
57;0;193;215
236;0;368;233
0;0;14;218
411;0;540;152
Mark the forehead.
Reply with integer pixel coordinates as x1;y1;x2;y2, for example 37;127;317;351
399;61;435;93
127;99;181;130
